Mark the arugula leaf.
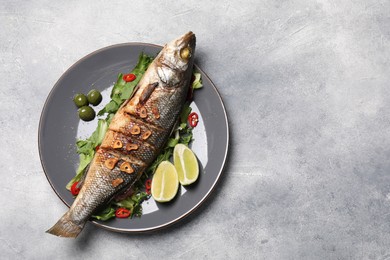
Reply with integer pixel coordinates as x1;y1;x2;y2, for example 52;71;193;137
114;197;134;210
97;100;119;116
75;119;108;154
91;119;109;145
75;139;94;155
146;149;173;176
92;191;150;220
180;132;193;145
121;83;136;100
192;71;203;89
179;123;187;129
132;53;154;73
98;53;153;117
66;152;94;189
66;119;108;189
166;137;179;148
131;192;149;217
92;206;116;221
180;103;192;124
106;113;115;124
116;192;148;209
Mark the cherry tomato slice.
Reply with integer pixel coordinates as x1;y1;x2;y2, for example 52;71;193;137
123;73;136;82
70;181;80;196
115;207;131;218
188;112;199;127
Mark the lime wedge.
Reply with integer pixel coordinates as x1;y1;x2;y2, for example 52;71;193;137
173;144;199;186
151;161;179;202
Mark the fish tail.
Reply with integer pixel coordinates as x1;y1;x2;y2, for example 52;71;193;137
46;212;84;238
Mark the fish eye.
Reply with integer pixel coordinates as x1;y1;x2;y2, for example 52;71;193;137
180;47;191;60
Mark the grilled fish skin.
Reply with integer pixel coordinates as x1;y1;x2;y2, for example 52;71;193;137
47;32;196;238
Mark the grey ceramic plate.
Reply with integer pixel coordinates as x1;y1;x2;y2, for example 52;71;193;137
39;43;229;233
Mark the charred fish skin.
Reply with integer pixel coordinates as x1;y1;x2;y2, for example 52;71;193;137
46;32;196;238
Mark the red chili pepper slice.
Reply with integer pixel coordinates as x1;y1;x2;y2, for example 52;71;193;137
115;207;131;218
70;181;80;196
123;73;136;82
144;179;152;194
145;179;152;190
188;112;199;127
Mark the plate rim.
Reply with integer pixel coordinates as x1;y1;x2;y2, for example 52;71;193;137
38;42;229;233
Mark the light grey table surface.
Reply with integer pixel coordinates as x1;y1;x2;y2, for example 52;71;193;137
2;0;390;259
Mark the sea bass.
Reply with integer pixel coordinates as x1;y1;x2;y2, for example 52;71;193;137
47;32;196;237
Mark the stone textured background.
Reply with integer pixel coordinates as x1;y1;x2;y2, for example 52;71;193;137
1;0;390;259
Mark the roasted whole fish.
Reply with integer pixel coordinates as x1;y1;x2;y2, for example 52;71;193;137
47;32;196;237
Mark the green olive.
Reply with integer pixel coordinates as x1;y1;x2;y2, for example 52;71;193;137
73;93;89;108
78;106;96;121
87;89;102;106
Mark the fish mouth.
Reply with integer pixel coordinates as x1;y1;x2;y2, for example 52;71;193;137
178;31;196;48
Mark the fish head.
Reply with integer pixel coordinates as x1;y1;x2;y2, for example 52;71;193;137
156;31;196;88
162;31;196;71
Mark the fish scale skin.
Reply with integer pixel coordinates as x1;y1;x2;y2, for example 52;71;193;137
47;32;196;237
124;85;187;129
69;149;143;224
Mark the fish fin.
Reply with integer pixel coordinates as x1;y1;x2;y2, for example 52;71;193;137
139;82;158;105
46;212;84;238
76;163;90;189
